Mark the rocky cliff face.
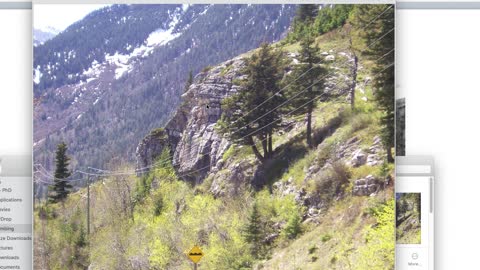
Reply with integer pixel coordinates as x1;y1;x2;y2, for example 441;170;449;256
171;59;246;183
136;57;246;183
136;47;360;192
135;128;171;174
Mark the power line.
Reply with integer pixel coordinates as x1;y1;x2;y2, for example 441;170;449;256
79;74;348;178
79;82;345;180
36;53;391;182
70;32;393;179
366;27;395;50
229;26;395;137
35;11;394;183
34;63;391;199
38;8;395;180
230;4;394;126
364;4;394;29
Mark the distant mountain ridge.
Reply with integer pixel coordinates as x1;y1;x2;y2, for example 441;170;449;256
33;4;297;171
33;27;60;46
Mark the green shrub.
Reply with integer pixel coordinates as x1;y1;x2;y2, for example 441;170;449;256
37;204;56;219
283;211;302;239
349;113;374;132
321;234;332;243
74;224;87;248
134;174;152;203
152;193;164;216
331;255;338;264
312;161;351;203
219;62;233;76
222;145;236;161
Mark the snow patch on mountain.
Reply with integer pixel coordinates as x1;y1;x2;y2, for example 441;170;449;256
83;17;182;80
83;60;102;77
147;28;179;47
34;67;43;84
105;52;133;79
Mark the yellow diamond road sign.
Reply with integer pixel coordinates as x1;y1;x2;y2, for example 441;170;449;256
187;245;204;264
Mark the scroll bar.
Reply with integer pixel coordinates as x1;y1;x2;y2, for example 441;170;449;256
430;177;434;213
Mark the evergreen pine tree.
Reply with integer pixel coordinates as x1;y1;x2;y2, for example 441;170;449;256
314;5;354;35
297;4;319;23
218;43;284;162
243;202;263;258
285;33;326;148
288;4;318;42
284;211;302;239
48;142;72;203
75;223;87;248
351;5;395;162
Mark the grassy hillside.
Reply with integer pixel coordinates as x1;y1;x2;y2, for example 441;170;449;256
34;99;394;270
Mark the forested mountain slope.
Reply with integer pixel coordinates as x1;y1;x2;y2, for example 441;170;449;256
33;4;296;171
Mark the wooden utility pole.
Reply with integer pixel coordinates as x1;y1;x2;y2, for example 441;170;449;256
33;182;35;210
87;175;90;235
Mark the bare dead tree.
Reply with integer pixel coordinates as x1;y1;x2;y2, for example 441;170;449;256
350;48;358;110
346;24;359;110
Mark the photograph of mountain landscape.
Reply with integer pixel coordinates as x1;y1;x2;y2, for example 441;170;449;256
33;3;395;269
396;193;422;245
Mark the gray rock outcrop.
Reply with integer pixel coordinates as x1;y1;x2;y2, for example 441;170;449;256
171;59;245;183
350;149;367;167
135;128;170;175
135;57;246;183
352;174;380;196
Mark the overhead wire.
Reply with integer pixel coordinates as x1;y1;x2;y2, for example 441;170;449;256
65;6;395;178
35;7;394;185
231;4;394;126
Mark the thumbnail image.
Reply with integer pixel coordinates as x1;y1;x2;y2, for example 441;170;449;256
33;3;395;269
396;193;422;244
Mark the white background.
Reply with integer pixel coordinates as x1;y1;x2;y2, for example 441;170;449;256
0;9;32;156
397;8;480;269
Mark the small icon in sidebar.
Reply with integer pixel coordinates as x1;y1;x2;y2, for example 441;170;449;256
412;253;419;260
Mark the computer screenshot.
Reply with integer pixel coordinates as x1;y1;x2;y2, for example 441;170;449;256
0;0;479;269
32;2;395;269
